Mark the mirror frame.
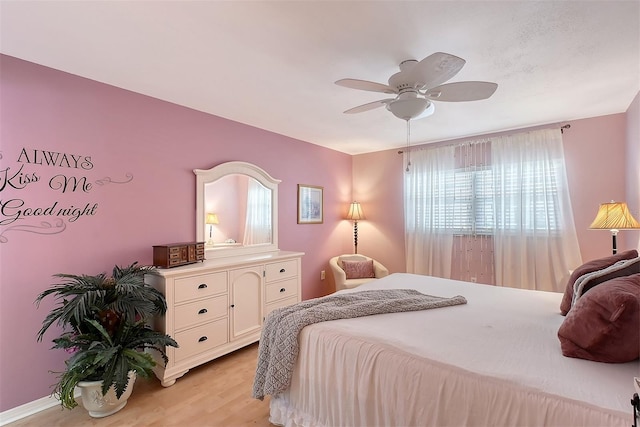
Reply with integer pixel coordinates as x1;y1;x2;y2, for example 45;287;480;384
195;161;281;258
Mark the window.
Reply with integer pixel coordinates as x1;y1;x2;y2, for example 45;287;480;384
446;167;493;234
493;160;561;232
408;157;562;235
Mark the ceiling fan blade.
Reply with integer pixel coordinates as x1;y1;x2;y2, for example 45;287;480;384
408;52;466;89
335;78;397;94
344;99;394;114
425;81;498;102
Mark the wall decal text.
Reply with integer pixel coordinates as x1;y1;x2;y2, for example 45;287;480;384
0;147;133;242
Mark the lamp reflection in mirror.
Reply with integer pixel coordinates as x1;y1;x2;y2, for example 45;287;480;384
346;201;365;254
589;201;640;255
205;213;219;246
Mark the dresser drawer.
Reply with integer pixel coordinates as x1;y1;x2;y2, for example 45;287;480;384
265;277;298;303
264;295;299;319
174;318;228;361
174;272;227;303
174;295;228;331
265;260;298;282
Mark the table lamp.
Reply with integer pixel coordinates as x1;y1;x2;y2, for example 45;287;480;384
589;201;640;255
206;213;219;246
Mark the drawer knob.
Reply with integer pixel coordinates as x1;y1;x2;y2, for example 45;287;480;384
198;336;208;342
280;288;286;293
198;284;207;289
279;268;286;273
230;304;235;308
198;308;208;314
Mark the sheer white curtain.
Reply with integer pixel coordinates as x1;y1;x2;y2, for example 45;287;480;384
243;180;272;245
404;145;456;277
491;128;582;291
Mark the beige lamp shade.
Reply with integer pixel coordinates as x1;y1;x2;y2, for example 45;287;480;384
589;201;639;255
206;213;219;225
589;202;640;230
346;202;365;221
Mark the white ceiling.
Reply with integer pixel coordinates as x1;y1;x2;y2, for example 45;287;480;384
1;1;638;155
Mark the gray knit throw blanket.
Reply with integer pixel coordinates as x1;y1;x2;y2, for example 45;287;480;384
252;288;467;400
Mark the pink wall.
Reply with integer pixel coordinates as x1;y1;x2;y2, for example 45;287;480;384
626;92;640;249
353;112;634;278
0;55;351;411
563;114;630;261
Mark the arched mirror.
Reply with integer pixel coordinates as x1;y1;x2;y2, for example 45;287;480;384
195;161;280;258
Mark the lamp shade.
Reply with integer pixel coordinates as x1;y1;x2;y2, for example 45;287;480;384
346;202;365;221
589;202;640;230
206;213;219;225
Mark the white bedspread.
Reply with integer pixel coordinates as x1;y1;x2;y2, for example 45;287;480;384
270;273;639;427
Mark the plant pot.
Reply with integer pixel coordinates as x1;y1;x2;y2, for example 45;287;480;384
77;372;137;418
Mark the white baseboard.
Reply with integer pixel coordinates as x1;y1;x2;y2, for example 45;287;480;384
0;390;80;426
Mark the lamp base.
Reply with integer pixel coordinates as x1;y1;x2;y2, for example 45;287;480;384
353;221;359;254
611;229;619;255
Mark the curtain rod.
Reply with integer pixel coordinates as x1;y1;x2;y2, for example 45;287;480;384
397;124;571;154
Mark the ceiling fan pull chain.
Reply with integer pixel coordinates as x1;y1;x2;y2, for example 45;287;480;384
405;119;412;172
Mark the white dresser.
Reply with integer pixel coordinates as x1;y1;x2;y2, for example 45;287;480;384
146;250;304;386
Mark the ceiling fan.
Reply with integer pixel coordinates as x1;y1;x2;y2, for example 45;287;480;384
336;52;498;121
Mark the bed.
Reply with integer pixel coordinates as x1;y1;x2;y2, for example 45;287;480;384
266;273;639;427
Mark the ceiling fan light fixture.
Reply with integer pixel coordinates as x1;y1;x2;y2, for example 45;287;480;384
386;98;430;120
413;102;435;120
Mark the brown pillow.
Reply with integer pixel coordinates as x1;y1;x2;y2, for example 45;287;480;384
558;273;640;363
571;257;640;306
342;260;375;279
560;249;638;315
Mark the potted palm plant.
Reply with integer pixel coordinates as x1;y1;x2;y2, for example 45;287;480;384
35;262;178;417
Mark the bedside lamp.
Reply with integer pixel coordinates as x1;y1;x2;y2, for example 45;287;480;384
346;201;365;254
589;201;640;255
205;213;219;246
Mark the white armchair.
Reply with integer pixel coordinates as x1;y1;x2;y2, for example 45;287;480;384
329;254;389;291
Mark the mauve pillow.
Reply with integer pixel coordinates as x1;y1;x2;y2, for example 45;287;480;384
557;273;640;363
342;260;375;280
338;255;367;266
560;249;638;315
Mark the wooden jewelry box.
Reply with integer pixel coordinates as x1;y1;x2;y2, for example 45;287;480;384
153;242;205;268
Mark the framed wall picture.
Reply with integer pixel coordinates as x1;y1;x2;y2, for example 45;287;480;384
297;184;323;224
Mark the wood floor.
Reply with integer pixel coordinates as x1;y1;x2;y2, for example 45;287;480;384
8;343;274;427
